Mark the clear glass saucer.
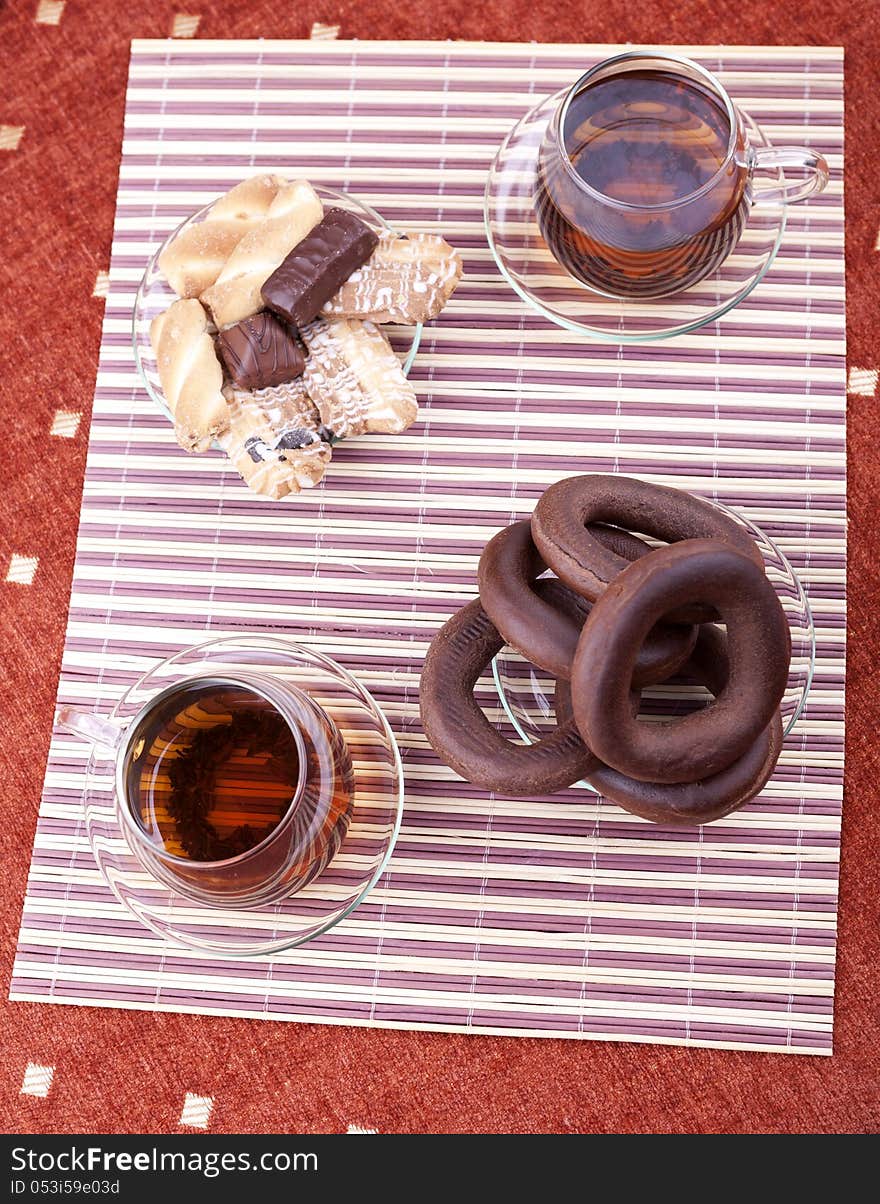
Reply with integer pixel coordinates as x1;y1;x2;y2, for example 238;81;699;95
84;635;404;957
484;94;787;342
492;501;814;794
132;184;422;426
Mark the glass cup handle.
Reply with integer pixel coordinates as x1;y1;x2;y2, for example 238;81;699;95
55;706;125;758
751;145;830;205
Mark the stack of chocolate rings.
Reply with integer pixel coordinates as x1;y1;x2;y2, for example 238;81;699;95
419;475;792;826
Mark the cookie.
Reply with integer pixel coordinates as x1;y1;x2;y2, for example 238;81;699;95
300;316;418;437
217;378;332;499
322;229;462;325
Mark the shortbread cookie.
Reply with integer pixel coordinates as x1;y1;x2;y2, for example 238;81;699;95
158;174;287;299
201;180;324;328
300;316;419;438
322;230;462;324
217;378;332;499
149;298;230;453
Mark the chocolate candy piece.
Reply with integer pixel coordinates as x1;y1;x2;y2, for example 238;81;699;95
261;207;379;328
419;597;598;796
556;625;784;825
216;311;305;390
477;519;696;685
570;539;791;785
532;474;764;625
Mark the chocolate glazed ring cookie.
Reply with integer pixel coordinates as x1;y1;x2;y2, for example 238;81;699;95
420;598;598;795
532;474;764;625
478;519;697;686
556;625;784;825
571;539;791;784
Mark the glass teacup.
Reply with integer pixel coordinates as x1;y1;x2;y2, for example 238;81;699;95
58;668;354;909
535;51;829;298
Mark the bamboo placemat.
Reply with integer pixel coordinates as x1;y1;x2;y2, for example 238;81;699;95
11;40;845;1053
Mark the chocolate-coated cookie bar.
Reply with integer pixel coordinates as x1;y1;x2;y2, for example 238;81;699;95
217;311;305;390
261;208;379;328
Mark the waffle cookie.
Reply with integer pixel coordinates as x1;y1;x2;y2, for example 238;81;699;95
300;316;419;438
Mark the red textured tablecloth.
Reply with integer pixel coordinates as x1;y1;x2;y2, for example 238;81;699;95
1;1;878;1134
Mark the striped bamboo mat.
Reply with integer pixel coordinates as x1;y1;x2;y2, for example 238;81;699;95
11;41;846;1054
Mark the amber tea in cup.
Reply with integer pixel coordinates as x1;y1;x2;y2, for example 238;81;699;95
535;52;829;298
129;681;304;862
58;671;355;908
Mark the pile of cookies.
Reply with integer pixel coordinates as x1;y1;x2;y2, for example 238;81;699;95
420;475;792;826
149;174;462;498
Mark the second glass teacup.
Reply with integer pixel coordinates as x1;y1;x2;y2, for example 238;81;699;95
535;51;829;298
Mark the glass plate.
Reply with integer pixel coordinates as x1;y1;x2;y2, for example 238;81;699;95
484;94;787;342
84;636;404;957
132;184;423;426
492;500;814;795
